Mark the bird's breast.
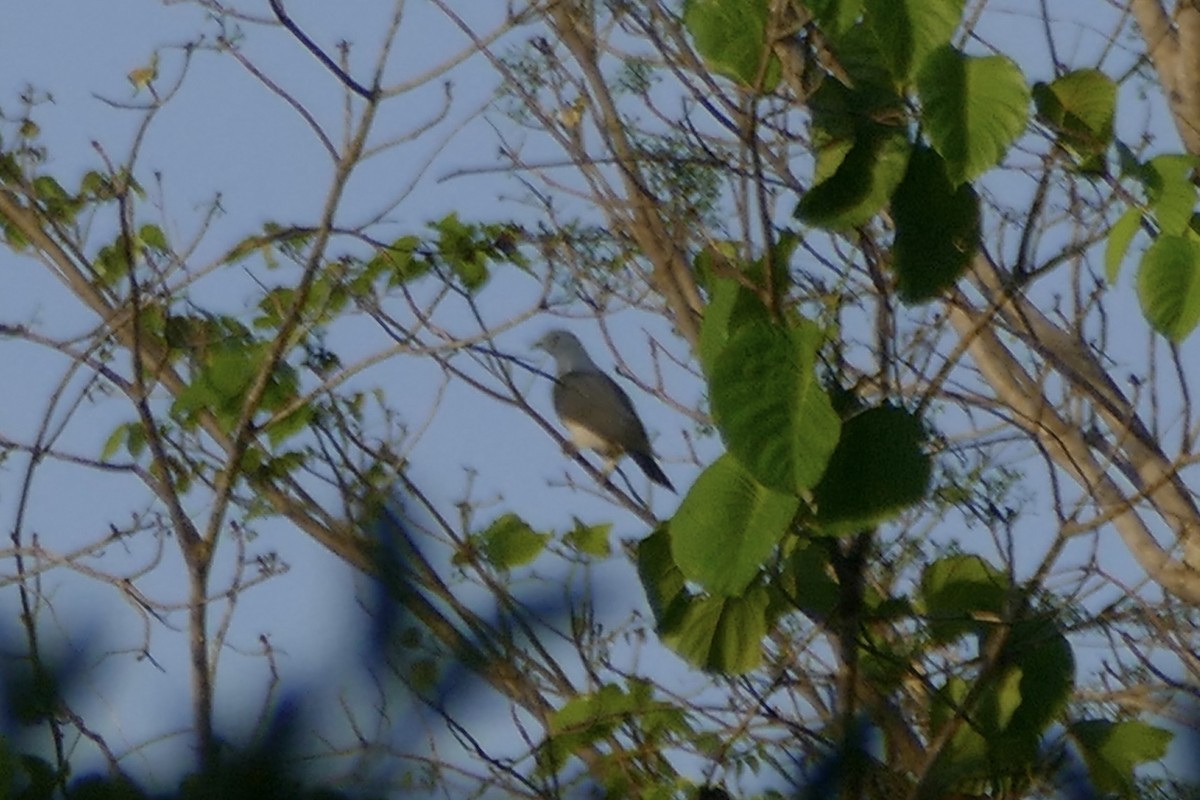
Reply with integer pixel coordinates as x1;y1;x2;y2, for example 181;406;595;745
563;419;620;455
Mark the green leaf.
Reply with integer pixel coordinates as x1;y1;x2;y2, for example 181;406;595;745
710;321;841;493
1140;154;1200;235
663;583;770;674
101;423;130;461
431;214;490;291
919;554;1008;643
477;513;549;569
796;124;911;229
683;0;779;91
865;0;965;83
368;236;427;286
564;518;612;557
1000;616;1074;740
890;145;980;301
637;527;690;625
1105;206;1142;284
927;617;1074;790
928;677;989;789
1069;719;1173;798
542;683;633;773
265;404;314;448
807;0;863;37
1136;234;1200;341
671;454;800;596
778;539;840;618
102;421;148;461
138;223;168;251
918;46;1030;184
698;274;770;377
813;404;931;534
1032;69;1116;165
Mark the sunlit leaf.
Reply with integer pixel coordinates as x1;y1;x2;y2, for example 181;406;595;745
710;321;841;493
865;0;964;83
1136;234;1200;341
918;46;1030;184
683;0;779;90
671;454;799;596
477;513;549;569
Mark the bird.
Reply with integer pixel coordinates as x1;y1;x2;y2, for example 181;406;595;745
533;329;675;493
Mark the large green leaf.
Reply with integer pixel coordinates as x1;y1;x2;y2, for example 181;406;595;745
662;583;770;674
1032;69;1116;167
890;145;980;301
1069;719;1173;798
683;0;779;90
796;124;911;229
637;527;688;624
865;0;965;83
697;273;770;377
710;321;841;493
918;46;1030;184
671;454;800;596
919;554;1008;643
1136;234;1200;341
812;404;932;534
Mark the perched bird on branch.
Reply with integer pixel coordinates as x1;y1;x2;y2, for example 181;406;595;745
534;329;675;493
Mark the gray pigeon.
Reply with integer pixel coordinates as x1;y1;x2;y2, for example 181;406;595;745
534;330;675;492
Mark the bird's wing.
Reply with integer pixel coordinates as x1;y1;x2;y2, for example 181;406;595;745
553;370;651;454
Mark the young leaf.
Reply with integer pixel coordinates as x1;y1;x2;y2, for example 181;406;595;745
564;518;612;558
890;145;980;301
710;321;841;493
478;513;549;569
1136;234;1200;341
670;454;800;596
918;46;1030;184
138;224;168;251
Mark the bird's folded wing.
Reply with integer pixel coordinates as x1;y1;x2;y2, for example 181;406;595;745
553;370;650;451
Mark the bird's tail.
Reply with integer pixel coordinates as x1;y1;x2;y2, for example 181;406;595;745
629;450;676;493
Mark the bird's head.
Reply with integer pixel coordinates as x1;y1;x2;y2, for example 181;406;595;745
533;329;594;373
533;329;577;355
